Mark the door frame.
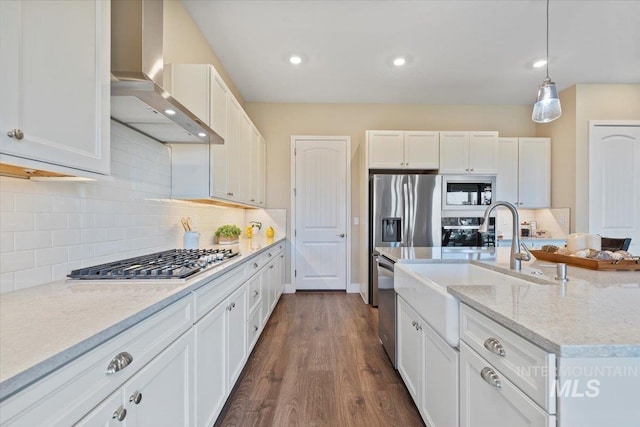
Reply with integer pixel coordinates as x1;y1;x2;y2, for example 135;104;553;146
290;135;352;293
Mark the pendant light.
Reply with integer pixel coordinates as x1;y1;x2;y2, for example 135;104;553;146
532;0;561;123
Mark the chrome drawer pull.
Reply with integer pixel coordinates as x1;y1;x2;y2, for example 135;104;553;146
129;391;142;405
253;262;258;268
106;352;133;375
112;406;127;421
253;290;259;297
480;367;502;388
484;337;506;357
253;325;259;332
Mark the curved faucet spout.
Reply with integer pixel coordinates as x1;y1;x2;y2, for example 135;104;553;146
480;201;528;270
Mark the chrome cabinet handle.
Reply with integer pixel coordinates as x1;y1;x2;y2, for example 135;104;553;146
250;199;255;202
480;367;502;388
253;262;258;268
253;325;259;332
7;129;24;140
337;233;345;238
112;406;127;421
270;265;274;269
106;352;133;375
484;337;506;357
227;192;234;196
129;391;142;404
415;324;422;331
268;253;272;257
411;321;417;327
253;290;259;297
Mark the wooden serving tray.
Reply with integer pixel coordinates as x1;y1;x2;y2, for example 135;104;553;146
530;250;640;271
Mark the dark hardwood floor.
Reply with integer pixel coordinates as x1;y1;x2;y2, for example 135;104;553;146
215;292;424;427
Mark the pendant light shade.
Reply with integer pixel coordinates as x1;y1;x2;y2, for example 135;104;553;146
532;77;561;123
532;0;561;123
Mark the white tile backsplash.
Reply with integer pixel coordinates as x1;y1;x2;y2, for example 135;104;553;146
0;121;280;293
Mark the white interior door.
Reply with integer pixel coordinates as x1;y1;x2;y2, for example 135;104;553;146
292;136;349;290
589;122;640;254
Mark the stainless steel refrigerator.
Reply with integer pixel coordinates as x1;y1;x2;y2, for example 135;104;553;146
369;173;442;306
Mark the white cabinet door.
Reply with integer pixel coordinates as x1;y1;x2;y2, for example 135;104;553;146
439;132;470;174
248;126;260;205
165;64;210;126
209;67;228;141
518;138;550;208
497;137;550;208
257;135;266;207
460;342;554;427
122;330;193;427
194;302;227;427
238;113;252;203
468;132;498;174
75;390;124;427
368;130;404;168
422;319;459;427
497;137;519;204
223;95;242;201
0;0;110;175
396;297;423;405
226;284;247;389
404;131;440;169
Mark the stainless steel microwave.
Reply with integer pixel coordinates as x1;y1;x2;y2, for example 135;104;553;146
441;175;496;210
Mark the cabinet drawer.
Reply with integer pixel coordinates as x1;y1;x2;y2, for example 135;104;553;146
194;265;246;320
247;273;262;315
244;254;265;278
1;297;192;427
247;307;263;352
460;304;556;413
460;342;555;427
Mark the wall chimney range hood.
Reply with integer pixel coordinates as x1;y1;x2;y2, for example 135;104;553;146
110;0;223;144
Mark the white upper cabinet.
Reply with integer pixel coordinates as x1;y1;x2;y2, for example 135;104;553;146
165;64;228;141
0;0;110;176
497;137;550;208
368;130;439;169
440;131;498;174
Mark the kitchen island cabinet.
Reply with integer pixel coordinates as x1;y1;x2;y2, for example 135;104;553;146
0;0;110;177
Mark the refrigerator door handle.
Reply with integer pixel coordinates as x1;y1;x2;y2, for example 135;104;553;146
402;181;409;245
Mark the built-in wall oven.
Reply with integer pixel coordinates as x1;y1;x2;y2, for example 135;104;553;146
442;216;496;247
441;175;496;211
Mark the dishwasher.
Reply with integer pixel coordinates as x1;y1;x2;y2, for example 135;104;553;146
376;254;397;368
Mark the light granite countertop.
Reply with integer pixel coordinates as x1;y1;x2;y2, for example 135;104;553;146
377;246;640;358
0;237;286;401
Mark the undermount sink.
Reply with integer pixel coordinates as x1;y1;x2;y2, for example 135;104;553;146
395;263;534;347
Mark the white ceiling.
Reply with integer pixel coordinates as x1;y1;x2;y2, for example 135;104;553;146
182;0;640;105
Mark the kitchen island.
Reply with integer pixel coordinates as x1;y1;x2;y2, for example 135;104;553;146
378;246;640;427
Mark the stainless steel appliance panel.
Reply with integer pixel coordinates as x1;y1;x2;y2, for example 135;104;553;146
369;173;441;306
441;175;496;211
376;254;396;367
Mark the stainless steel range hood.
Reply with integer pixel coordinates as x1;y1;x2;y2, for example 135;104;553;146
110;0;223;144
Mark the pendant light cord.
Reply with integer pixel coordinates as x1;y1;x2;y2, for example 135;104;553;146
546;0;550;79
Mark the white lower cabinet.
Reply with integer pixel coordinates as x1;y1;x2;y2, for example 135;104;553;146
459;304;556;427
460;342;555;427
397;296;458;427
77;329;194;427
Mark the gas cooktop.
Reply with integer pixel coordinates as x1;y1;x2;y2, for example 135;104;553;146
67;248;240;280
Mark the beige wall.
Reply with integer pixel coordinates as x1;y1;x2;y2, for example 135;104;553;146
163;0;244;104
539;84;640;233
245;103;536;286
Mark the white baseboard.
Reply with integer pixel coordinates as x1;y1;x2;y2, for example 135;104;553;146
284;283;295;294
347;282;360;294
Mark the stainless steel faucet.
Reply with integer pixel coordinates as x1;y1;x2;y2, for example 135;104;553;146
479;201;531;270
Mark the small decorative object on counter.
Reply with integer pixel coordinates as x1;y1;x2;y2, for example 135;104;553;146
215;224;242;244
266;226;275;238
249;221;262;238
183;231;200;249
246;225;252;238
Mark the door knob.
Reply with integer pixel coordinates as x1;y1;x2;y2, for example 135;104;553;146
337;233;345;238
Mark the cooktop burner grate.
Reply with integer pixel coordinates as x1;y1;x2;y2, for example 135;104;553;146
68;248;240;280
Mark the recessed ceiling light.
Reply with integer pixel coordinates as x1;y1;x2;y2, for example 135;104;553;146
197;132;206;138
393;57;407;67
533;59;547;68
289;55;303;65
164;109;176;115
